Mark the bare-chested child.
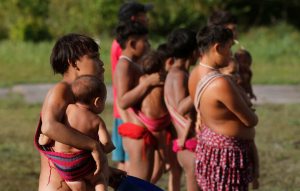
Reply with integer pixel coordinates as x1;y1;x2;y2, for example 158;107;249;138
164;28;201;191
114;21;163;181
34;33;126;191
39;75;115;191
124;51;170;184
235;49;256;100
189;25;259;191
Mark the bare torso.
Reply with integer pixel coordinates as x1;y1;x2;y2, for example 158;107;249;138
39;82;95;191
165;67;197;141
189;65;255;140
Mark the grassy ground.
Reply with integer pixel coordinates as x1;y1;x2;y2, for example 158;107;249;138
0;94;300;191
0;22;300;87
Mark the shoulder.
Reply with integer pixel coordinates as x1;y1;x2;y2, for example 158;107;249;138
46;82;73;103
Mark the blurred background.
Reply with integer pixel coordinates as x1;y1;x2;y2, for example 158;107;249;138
0;0;300;191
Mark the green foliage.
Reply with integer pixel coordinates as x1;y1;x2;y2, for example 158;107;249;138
1;0;300;41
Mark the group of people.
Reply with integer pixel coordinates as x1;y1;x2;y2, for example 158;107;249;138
34;1;260;191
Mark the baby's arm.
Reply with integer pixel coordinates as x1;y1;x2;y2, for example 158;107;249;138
244;71;256;100
251;141;260;189
39;129;52;145
98;118;115;154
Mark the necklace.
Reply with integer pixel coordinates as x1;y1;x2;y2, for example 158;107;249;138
76;103;89;110
199;62;219;71
119;55;138;65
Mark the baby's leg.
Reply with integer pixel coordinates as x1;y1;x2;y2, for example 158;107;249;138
66;180;87;191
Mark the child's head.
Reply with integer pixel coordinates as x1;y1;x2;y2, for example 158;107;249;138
220;58;240;83
50;33;100;76
208;10;238;40
234;49;252;73
72;75;107;114
118;1;154;27
115;21;149;57
157;43;173;72
140;51;165;75
196;25;234;68
167;28;199;66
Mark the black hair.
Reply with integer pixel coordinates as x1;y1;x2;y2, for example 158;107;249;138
139;51;165;75
50;33;99;75
234;49;252;63
157;43;171;59
196;25;233;54
71;75;107;105
166;28;197;59
114;21;148;49
207;10;237;26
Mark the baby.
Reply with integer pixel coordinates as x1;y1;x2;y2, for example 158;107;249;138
235;49;256;100
39;75;115;191
220;58;260;189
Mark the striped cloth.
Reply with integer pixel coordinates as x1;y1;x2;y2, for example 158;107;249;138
34;114;96;183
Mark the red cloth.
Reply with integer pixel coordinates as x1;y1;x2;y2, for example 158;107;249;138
195;126;253;191
172;138;197;153
118;123;157;161
111;39;123;118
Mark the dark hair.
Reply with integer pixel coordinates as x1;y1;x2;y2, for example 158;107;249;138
196;25;233;54
167;28;197;59
50;33;99;75
234;49;252;63
114;21;148;49
157;43;171;59
140;51;165;75
71;75;107;105
207;10;237;26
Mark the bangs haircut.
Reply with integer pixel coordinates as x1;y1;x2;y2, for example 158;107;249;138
71;75;107;105
196;25;233;54
114;21;148;49
140;51;165;75
167;28;197;59
207;10;237;26
50;33;99;75
157;43;171;59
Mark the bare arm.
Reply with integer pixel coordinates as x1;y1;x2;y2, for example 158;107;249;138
214;78;258;127
41;84;105;174
115;60;163;109
38;134;52;145
98;118;116;153
173;72;193;115
177;118;194;148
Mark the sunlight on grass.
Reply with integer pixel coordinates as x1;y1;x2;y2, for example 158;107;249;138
0;94;300;190
1;23;300;87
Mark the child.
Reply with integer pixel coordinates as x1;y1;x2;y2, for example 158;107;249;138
126;51;170;184
110;1;154;172
235;49;256;100
114;21;163;181
188;25;258;191
34;33;126;191
220;58;260;189
164;28;201;191
39;75;115;191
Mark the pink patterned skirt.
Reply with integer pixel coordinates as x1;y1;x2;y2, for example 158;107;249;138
195;126;253;191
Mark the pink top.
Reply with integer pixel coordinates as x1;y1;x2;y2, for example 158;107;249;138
111;39;123;118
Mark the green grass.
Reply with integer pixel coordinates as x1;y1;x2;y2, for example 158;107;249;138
1;94;300;190
0;22;300;87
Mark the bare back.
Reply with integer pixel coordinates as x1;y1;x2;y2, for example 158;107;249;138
189;65;256;140
53;104;101;153
165;67;196;140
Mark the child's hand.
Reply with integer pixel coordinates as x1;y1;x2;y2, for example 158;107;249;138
91;144;106;175
251;178;259;189
147;73;164;87
177;138;185;148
